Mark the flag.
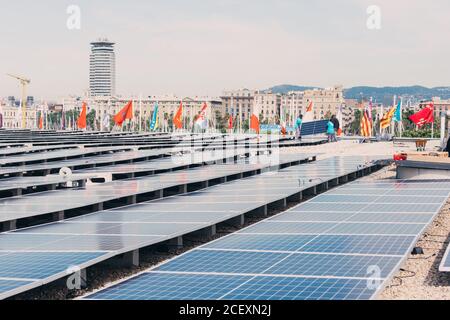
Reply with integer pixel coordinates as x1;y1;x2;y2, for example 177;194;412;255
102;114;110;131
150;102;159;131
173;102;183;129
360;109;372;137
409;103;434;128
368;98;373;121
250;114;260;134
194;102;208;129
336;104;344;136
228;115;233;130
114;101;133;126
393;99;402;122
306;101;313;112
77;102;87;129
61;107;66;130
39;112;43;130
380;106;397;129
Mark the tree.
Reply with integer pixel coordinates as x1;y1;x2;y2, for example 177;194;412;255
350;109;362;135
86;110;96;130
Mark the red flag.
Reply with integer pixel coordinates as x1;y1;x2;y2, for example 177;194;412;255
306;101;313;112
409;103;434;128
250;114;260;134
228;116;233;129
77;102;87;129
173;102;183;129
114;101;133;126
39;113;43;130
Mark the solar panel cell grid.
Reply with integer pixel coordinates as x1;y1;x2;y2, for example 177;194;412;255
155;250;289;274
0;279;34;295
0;252;106;280
220;276;375;300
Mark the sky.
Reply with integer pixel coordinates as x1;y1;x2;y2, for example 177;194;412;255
1;0;449;99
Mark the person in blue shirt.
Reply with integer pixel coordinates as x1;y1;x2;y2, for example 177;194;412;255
295;114;303;140
327;118;335;143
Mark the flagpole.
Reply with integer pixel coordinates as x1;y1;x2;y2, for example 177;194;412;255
139;94;142;132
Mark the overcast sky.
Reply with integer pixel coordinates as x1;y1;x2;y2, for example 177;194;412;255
1;0;449;99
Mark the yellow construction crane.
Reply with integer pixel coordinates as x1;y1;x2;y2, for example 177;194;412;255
6;73;31;129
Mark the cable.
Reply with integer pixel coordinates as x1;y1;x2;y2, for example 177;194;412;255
385;269;416;289
409;254;436;260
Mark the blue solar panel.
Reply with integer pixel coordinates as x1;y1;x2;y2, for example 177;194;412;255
0;279;34;295
300;120;328;137
240;221;337;234
86;272;251;300
221;276;375;300
327;222;425;235
155;250;289;274
203;234;317;252
0;252;106;279
264;253;398;278
440;245;450;272
299;234;416;255
88;273;378;300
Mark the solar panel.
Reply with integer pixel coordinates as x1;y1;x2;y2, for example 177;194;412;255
0;251;106;279
441;248;450;272
85;179;449;300
0;279;34;296
300;120;328;137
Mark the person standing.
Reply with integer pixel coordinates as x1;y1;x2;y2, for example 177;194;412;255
327;118;335;143
331;115;340;142
295;114;303;140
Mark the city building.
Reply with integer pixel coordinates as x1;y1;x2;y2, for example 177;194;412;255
281;91;304;126
220;89;257;121
62;95;221;130
303;85;344;120
89;39;116;97
254;91;281;124
0;103;37;129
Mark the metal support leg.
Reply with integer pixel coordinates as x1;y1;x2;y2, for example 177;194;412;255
121;249;140;267
168;236;183;248
2;220;16;231
229;214;245;227
53;211;65;221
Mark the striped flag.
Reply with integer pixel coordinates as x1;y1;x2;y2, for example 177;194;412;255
360;109;372;137
380;106;397;129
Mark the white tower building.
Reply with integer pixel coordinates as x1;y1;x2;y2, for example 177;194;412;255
89;39;116;97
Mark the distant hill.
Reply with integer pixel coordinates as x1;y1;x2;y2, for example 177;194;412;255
266;84;320;94
267;84;450;105
344;86;450;104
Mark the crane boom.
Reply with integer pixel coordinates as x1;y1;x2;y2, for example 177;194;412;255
6;73;31;129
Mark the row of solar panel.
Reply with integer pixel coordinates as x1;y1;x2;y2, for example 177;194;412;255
0;153;314;223
0;156;380;299
85;179;450;300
